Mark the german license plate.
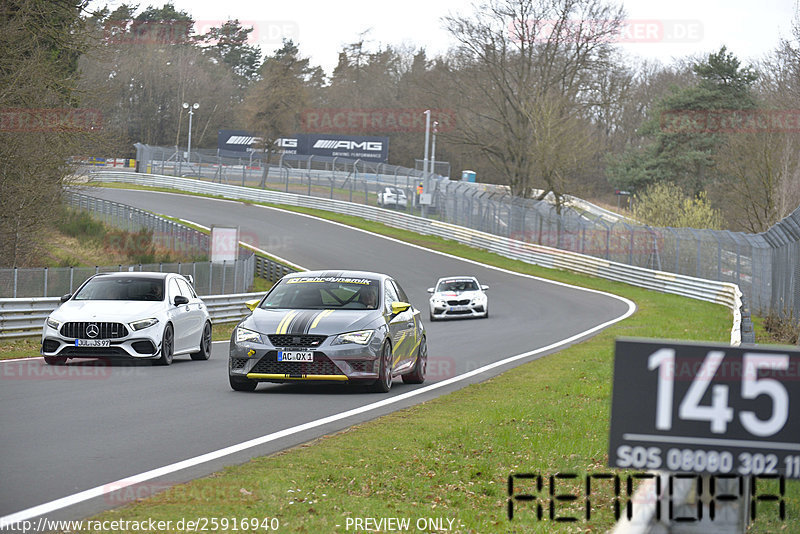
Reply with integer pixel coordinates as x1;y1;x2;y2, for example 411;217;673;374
278;351;313;362
75;339;110;347
448;305;468;311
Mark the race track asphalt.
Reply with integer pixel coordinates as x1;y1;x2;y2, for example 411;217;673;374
0;187;633;525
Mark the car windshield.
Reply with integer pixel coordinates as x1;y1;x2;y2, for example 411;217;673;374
73;277;165;301
437;279;478;292
261;276;380;310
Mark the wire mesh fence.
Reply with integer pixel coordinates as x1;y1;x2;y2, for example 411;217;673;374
0;192;255;298
122;144;798;319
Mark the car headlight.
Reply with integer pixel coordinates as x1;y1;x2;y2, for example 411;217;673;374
235;326;263;344
129;318;159;331
472;295;487;304
332;330;374;345
46;317;61;330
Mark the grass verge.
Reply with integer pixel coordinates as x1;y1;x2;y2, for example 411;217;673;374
73;182;796;533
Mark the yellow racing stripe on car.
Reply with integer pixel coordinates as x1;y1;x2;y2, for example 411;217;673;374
246;373;349;381
310;309;335;330
393;332;408;365
408;337;421;356
276;311;299;334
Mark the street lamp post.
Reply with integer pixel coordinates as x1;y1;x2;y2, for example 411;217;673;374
182;102;199;162
421;110;431;217
430;120;439;178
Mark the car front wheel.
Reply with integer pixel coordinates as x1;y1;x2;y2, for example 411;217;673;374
190;321;212;360
230;375;258;391
44;356;67;365
402;337;426;384
155;324;174;366
371;342;393;393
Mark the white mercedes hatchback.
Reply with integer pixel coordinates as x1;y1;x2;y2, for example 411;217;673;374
41;272;212;366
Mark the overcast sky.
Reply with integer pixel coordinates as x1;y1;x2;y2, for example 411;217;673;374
100;0;797;74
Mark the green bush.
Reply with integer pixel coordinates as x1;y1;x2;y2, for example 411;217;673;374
633;182;723;229
56;209;107;242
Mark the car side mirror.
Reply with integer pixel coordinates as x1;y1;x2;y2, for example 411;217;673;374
174;295;189;306
60;294;72;303
427;288;434;293
481;285;489;291
391;301;411;315
245;299;260;312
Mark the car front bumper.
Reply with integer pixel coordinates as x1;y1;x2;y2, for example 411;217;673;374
429;302;487;319
41;325;163;360
229;335;384;383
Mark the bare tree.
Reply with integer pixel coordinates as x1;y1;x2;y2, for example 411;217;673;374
238;40;315;185
713;14;800;232
713;131;799;232
0;0;97;267
442;0;624;207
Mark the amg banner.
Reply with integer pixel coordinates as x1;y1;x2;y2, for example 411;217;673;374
217;130;388;162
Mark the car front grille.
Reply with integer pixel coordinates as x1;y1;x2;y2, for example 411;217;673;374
61;322;128;339
251;352;343;376
267;334;327;348
446;299;471;306
58;346;129;357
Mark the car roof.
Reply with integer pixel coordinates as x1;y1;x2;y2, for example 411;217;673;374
436;276;479;283
283;270;388;281
91;272;176;280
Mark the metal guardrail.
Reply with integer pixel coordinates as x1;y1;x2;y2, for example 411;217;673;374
84;171;745;339
128;143;800;324
0;189;301;336
12;174;752;531
254;255;297;283
0;292;265;340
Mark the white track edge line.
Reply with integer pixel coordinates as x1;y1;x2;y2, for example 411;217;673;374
1;299;633;528
1;188;638;527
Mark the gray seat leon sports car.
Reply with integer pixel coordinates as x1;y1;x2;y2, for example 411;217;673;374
229;270;427;393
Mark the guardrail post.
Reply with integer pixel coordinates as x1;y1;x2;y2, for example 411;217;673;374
13;267;17;298
221;260;227;293
233;258;239;293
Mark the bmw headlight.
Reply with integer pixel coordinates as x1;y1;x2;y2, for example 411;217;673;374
129;318;159;331
46;317;61;330
235;326;263;344
332;330;374;345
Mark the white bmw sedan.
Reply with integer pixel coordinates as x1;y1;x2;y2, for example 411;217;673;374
41;272;212;366
427;276;489;321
